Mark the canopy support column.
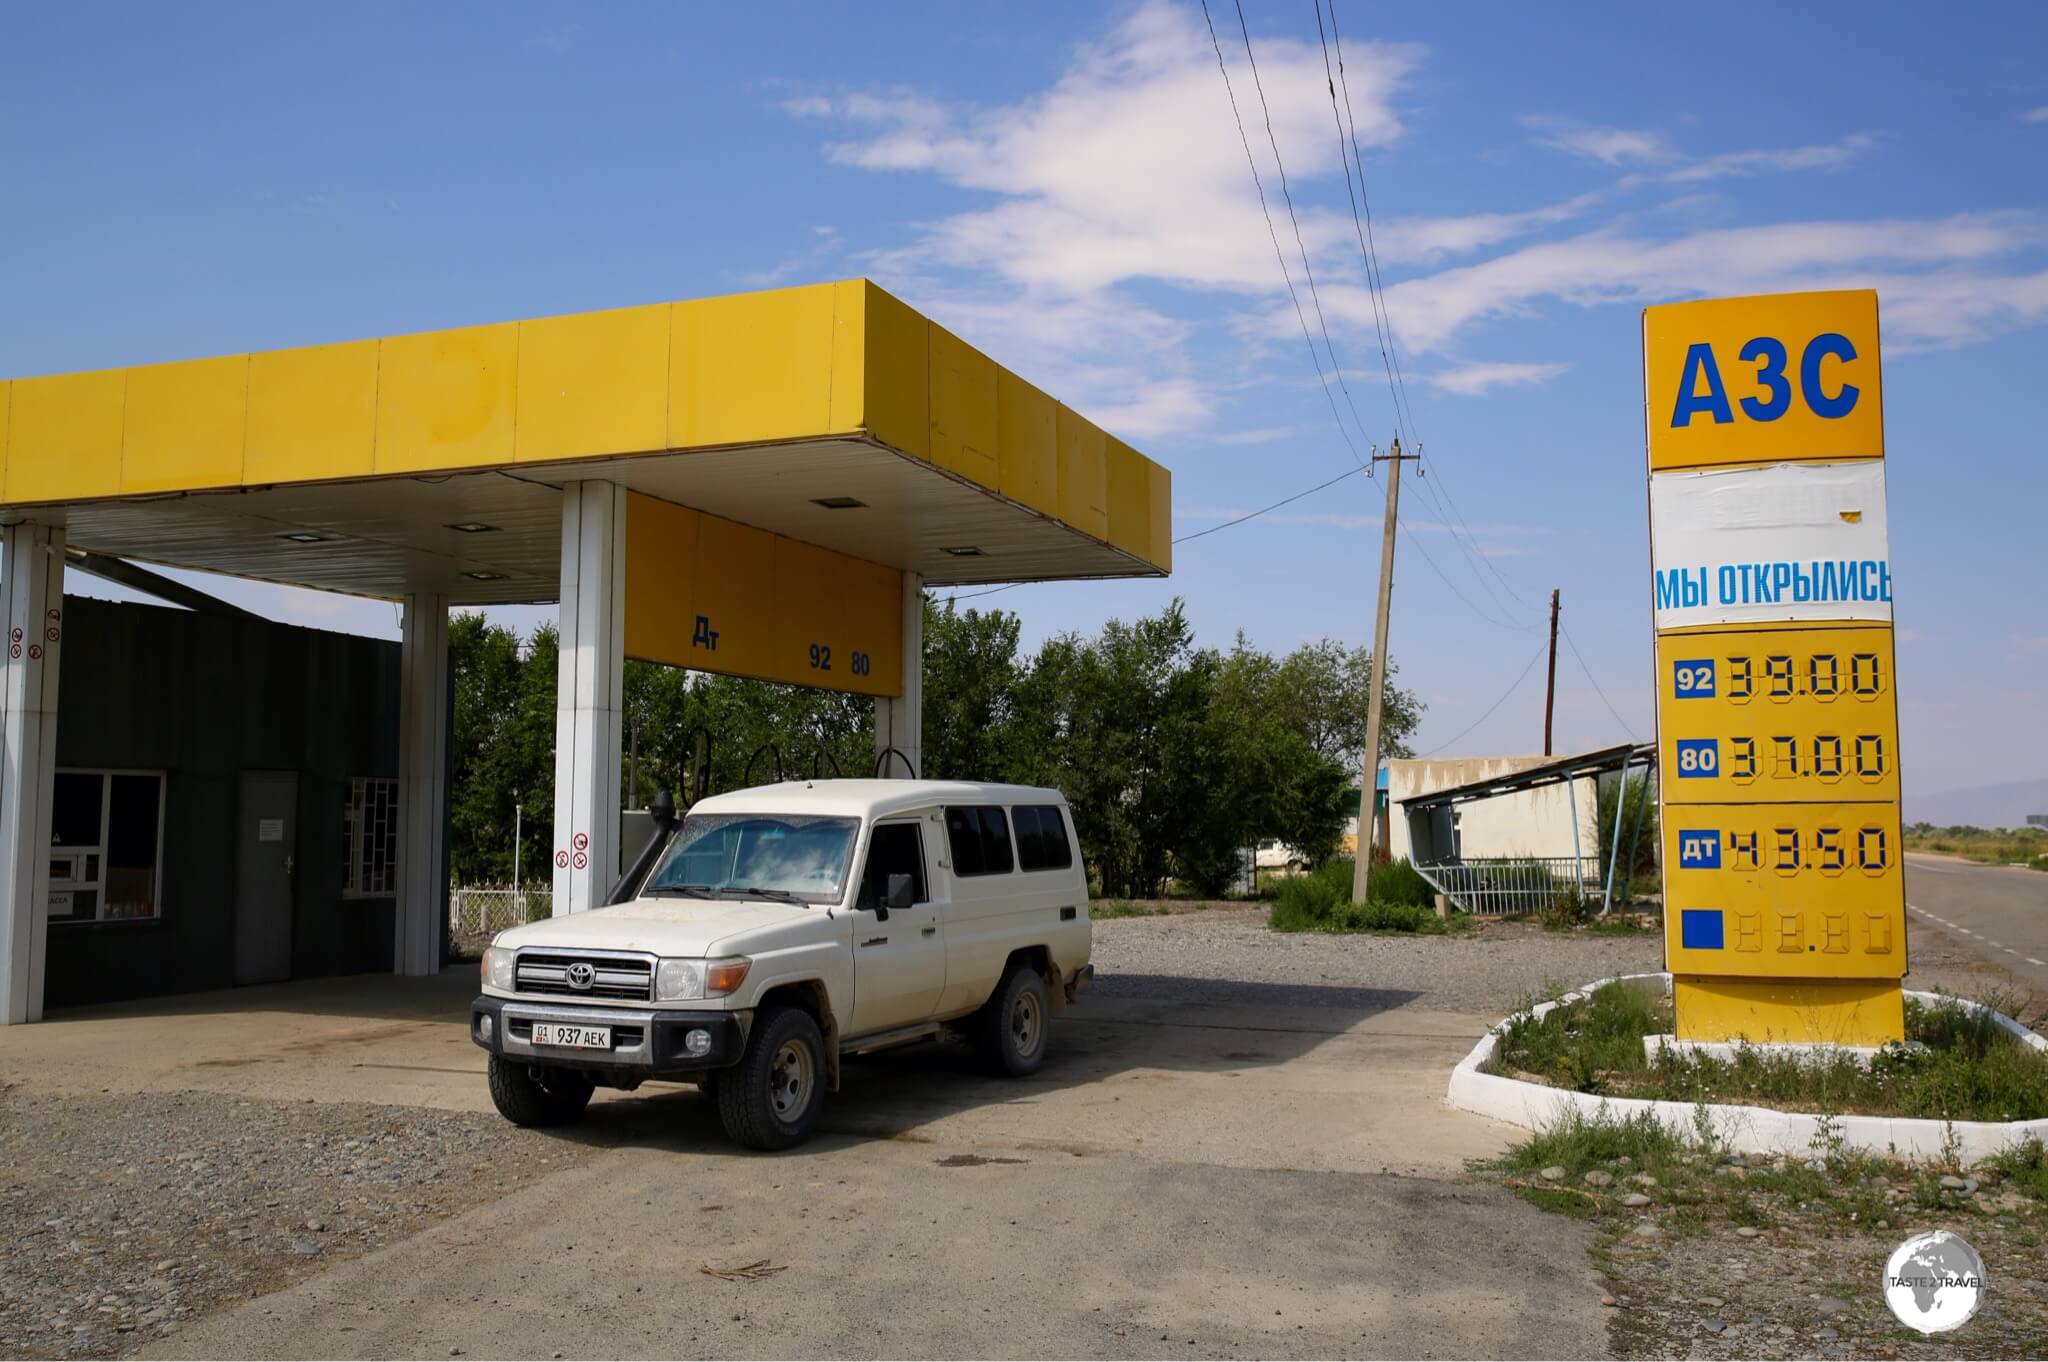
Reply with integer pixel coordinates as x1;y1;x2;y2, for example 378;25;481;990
1;520;65;1023
875;572;922;778
396;591;449;976
553;481;624;914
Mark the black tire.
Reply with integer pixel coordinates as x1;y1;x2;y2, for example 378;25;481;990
716;1005;827;1151
975;961;1051;1077
486;1056;595;1127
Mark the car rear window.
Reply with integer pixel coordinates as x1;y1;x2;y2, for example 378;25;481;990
944;805;1014;877
1011;805;1073;872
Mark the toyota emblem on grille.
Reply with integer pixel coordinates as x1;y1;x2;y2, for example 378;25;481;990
565;962;596;991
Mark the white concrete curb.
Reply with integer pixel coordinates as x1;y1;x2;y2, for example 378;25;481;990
1445;972;2048;1162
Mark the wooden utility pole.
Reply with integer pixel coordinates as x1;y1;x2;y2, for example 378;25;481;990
1543;589;1561;756
1353;438;1419;906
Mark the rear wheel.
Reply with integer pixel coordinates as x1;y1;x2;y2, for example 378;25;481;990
716;1005;826;1151
486;1056;595;1127
976;962;1051;1077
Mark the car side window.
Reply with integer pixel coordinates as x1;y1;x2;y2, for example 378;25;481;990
858;822;928;910
944;805;1014;877
1012;805;1074;871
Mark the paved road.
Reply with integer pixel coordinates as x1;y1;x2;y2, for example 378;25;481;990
1905;854;2048;994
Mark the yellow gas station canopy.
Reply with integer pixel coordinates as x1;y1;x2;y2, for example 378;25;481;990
0;279;1171;606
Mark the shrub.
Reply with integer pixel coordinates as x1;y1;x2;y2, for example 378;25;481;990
1537;889;1592;931
1267;858;1454;934
1366;856;1435;908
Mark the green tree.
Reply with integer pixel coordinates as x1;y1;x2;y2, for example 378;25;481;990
920;599;1023;780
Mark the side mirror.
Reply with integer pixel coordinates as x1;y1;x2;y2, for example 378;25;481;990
885;873;915;911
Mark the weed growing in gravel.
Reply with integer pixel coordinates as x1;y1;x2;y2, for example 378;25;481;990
1490;983;2048;1121
1489;1106;2033;1241
1092;900;1167;919
1983;1137;2048;1201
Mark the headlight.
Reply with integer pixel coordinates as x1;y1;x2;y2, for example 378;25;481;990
656;956;751;1001
481;946;516;991
655;958;705;1001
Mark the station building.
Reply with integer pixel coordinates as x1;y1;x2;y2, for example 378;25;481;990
0;279;1172;1021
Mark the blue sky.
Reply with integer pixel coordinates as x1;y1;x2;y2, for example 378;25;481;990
5;1;2045;797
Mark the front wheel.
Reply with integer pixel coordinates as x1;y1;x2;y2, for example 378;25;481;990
716;1005;827;1151
976;962;1051;1077
486;1056;595;1127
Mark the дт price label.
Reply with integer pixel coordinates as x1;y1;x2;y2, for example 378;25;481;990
1661;801;1905;980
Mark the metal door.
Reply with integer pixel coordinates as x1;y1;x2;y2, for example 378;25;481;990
848;820;946;1034
234;770;298;985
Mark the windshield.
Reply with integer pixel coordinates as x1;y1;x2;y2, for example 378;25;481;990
644;813;860;905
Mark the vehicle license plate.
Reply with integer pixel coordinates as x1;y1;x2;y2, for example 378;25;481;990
531;1022;611;1050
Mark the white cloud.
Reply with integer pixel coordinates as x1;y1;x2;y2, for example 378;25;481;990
1209;425;1300;445
2021;107;2048;124
1423;360;1567;396
1655;134;1873;184
1522;117;1673;166
1365;213;2047;356
788;4;2047;445
782;1;1421;437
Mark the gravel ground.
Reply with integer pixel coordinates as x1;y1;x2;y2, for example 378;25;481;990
1093;903;2046;1022
1091;905;1665;1015
1593;1159;2048;1359
0;1087;598;1360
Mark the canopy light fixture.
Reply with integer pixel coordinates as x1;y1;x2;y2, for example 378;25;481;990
277;531;331;544
463;570;508;581
446;521;500;534
941;545;985;557
811;496;867;510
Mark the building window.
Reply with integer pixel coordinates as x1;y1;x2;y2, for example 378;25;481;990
50;770;165;924
343;777;399;897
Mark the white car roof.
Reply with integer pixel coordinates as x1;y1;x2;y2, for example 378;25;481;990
687;779;1067;822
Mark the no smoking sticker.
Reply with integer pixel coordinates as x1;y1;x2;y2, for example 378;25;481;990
571;851;588;870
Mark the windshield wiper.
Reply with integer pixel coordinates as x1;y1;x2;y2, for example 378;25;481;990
718;886;811;908
642;884;719;899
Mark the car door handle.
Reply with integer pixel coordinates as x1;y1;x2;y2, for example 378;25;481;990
861;936;888;948
921;926;937;936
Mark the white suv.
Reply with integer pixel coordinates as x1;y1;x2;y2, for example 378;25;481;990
471;780;1094;1150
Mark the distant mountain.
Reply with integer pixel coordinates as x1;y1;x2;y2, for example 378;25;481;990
1905;779;2048;830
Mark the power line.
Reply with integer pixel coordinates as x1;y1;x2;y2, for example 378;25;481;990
1327;0;1421;444
1403;468;1529;623
1198;0;1362;465
1228;0;1375;456
1313;0;1404;447
943;463;1375;606
1174;463;1368;544
1560;623;1640;740
1419;639;1549;757
1315;0;1533;627
1409;444;1536;610
1397;511;1534;633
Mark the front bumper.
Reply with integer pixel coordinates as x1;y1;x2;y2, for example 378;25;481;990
470;995;745;1075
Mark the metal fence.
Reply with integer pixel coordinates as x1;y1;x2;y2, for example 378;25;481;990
1412;857;1604;916
449;887;554;938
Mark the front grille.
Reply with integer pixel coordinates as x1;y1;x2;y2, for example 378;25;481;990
514;951;654;1002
